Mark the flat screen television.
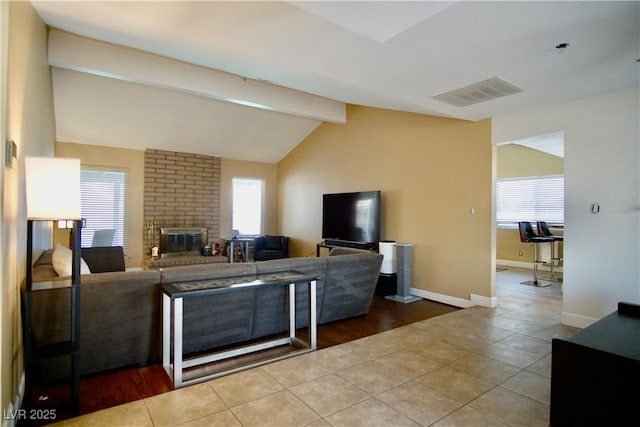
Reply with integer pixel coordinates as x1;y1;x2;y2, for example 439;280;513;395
322;191;381;246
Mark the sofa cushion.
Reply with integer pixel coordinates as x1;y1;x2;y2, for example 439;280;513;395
81;270;162;372
159;262;257;284
32;250;58;281
328;247;375;256
255;256;328;329
81;246;126;273
52;243;91;276
33;249;54;267
31;269;162;380
322;252;383;324
32;264;58;281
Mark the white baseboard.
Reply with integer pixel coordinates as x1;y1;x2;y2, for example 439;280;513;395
497;259;563;273
497;259;532;269
411;287;472;308
561;311;598;329
411;288;496;309
471;293;498;308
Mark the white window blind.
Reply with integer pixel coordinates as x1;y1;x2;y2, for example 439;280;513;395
496;175;564;228
80;168;128;252
232;178;264;236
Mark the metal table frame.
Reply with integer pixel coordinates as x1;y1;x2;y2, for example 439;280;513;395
161;271;317;388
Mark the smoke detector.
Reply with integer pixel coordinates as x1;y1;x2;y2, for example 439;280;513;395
432;76;523;107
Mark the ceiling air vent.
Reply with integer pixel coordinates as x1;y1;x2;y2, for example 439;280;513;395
432;76;523;107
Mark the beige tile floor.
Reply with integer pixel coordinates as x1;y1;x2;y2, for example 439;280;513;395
55;268;578;426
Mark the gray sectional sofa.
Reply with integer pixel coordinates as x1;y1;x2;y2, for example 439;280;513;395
29;247;382;380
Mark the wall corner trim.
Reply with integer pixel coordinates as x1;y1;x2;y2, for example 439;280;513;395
470;293;498;308
410;288;498;309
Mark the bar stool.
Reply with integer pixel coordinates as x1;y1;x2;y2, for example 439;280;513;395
537;221;563;282
518;221;554;286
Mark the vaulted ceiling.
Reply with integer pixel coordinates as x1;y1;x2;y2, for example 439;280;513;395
31;1;639;163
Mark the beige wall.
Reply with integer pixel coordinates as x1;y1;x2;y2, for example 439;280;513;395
278;105;494;302
221;159;278;239
497;143;564;179
55;142;145;267
496;143;564;263
2;0;56;415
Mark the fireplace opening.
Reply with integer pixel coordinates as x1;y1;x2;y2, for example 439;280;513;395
159;227;208;257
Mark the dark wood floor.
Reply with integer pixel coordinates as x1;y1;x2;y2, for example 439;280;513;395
29;296;457;422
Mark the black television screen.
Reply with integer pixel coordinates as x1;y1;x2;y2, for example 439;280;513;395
322;191;381;244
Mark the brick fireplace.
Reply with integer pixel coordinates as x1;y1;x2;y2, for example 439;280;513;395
143;149;221;257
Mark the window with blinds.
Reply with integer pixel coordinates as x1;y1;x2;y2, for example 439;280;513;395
232;177;264;236
80;168;128;253
496;175;564;228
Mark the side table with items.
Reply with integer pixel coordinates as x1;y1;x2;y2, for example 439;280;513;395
227;237;254;263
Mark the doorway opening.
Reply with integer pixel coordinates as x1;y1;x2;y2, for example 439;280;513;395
495;131;565;288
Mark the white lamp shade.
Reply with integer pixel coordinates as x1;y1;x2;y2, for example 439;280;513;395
25;157;81;220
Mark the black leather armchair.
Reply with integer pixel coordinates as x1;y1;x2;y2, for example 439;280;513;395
253;236;290;261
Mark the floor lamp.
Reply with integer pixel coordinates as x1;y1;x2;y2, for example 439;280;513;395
24;156;82;414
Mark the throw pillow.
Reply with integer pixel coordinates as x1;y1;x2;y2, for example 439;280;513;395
52;244;91;277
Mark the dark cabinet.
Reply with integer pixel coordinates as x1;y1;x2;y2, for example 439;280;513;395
550;302;640;426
